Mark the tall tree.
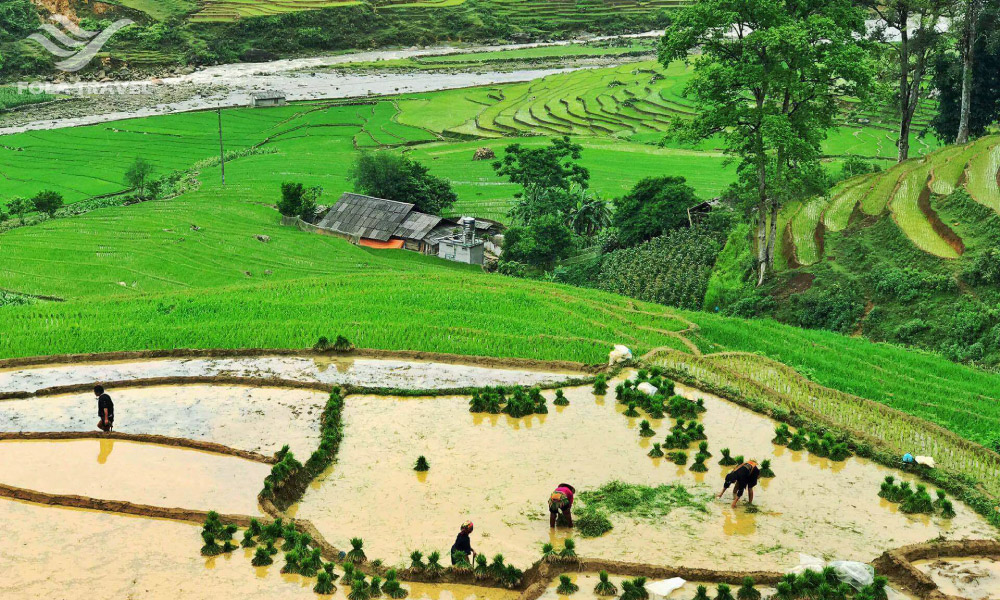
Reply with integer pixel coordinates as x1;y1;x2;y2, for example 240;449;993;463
660;0;872;284
866;0;949;161
350;152;456;215
956;0;983;143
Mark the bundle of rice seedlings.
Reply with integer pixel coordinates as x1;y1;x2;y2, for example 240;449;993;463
828;442;851;462
200;531;223;556
347;538;367;563
772;424;791;445
264;540;279;556
576;508;613;537
473;554;490;580
251;546;274;566
736;577;760;600
733;455;744;465
219;524;238;541
878;475;896;500
384;572;408;599
453;551;472;572
714;583;734;600
774;582;794;600
593;375;608;395
409;551;424;571
698;441;711;456
281;531;298;552
369;576;383;597
541;543;557;561
686;423;707;441
624;403;640;417
638;420;656;437
594;571;618;596
489;554;506;580
689;453;708;472
553;389;570;406
241;528;257;548
663;432;689;449
314;570;336;595
247;518;263;538
787;433;806;451
323;562;339;579
933;489;948;509
692;585;711;600
560;539;577;559
203;511;224;537
413;456;430;472
668;451;688;465
648;443;665;458
500;564;523;589
261;518;283;542
557;575;579;595
632;578;648;599
426;551;444;577
343;562;356;579
759;459;775;478
348;574;371;600
301;548;323;577
647;399;665;419
282;549;302;574
718;448;737;466
939;498;956;518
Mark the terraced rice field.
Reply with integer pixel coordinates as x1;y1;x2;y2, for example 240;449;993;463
782;135;999;264
190;0;687;22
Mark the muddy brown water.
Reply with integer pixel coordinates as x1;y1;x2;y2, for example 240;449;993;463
0;385;328;458
0;497;517;600
0;438;267;515
0;356;581;395
292;378;994;571
913;557;1000;600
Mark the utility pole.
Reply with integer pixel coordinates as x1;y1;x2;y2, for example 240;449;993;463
217;105;226;186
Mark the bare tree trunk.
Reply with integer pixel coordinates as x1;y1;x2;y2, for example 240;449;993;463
766;199;779;269
956;0;979;144
756;166;768;286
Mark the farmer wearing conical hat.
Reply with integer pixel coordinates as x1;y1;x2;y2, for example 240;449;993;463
718;460;760;508
450;521;475;565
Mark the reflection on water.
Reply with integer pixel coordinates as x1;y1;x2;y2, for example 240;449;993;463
97;438;114;464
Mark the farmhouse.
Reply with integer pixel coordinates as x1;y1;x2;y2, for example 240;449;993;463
314;193;487;265
250;91;287;108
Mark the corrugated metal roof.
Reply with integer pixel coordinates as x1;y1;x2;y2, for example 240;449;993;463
315;193;415;242
396;211;442;241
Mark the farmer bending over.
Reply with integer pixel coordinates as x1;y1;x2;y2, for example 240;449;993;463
549;483;576;528
450;521;475;565
718;460;759;508
95;385;114;433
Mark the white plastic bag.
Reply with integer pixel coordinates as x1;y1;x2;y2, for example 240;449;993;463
647;578;686;600
637;382;658;397
789;554;877;592
609;345;633;365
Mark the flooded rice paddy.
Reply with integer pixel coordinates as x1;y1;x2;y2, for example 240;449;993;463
292;378;993;571
0;385;328;458
913;557;1000;600
0;439;267;515
0;497;517;600
536;573;777;600
0;356;581;395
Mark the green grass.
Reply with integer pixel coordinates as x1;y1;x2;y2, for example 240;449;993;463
0;87;55;111
966;138;1000;213
578;481;710;519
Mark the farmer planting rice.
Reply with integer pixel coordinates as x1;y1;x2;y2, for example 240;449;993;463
718;460;760;508
94;385;114;433
549;483;576;528
450;521;476;565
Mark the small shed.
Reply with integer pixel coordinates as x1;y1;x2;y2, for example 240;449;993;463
437;217;485;266
251;91;286;108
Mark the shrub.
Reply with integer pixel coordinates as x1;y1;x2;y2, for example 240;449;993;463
252;546;274;566
595;571;618;596
557;575;580;595
414;456;430;472
347;538;367;563
759;460;775;478
575;507;613;537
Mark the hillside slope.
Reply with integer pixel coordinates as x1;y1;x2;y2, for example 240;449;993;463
733;136;1000;366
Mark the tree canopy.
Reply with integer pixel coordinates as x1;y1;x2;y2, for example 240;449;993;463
350;152;456;215
660;0;873;284
612;176;699;248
